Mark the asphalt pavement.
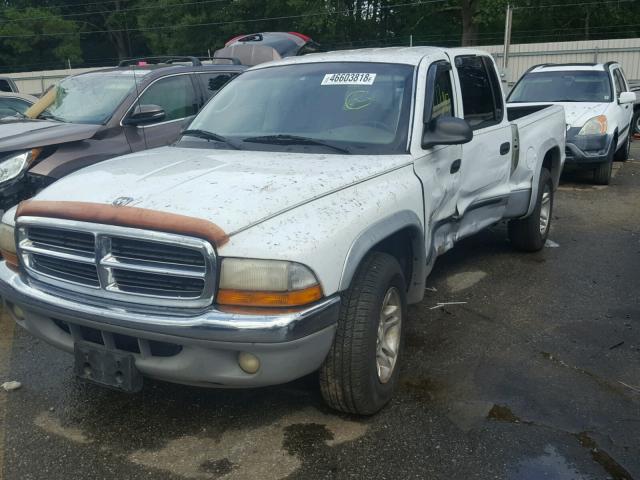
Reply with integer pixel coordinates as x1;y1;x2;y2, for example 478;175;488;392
0;148;639;480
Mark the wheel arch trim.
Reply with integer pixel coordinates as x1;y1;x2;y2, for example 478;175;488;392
338;210;426;303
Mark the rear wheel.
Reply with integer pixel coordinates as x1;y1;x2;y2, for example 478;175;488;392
508;168;553;252
319;252;406;415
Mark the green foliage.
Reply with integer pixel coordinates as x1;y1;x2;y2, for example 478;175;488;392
1;0;640;72
0;6;82;70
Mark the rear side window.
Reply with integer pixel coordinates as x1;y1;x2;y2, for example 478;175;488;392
0;79;13;92
138;75;198;122
197;72;236;99
455;56;503;129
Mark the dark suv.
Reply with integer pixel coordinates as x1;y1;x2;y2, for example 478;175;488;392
0;57;245;211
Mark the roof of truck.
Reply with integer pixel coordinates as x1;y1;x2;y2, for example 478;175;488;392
251;46;491;68
528;63;617;73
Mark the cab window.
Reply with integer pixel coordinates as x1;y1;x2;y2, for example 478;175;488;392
455;56;503;130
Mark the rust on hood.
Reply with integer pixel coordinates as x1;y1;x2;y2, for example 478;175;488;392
16;200;229;248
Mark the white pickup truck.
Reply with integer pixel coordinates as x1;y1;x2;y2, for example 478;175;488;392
0;47;565;414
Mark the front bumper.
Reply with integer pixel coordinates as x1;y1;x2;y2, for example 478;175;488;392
564;129;614;166
0;262;339;387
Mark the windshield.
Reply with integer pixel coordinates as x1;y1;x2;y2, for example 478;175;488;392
32;71;141;124
508;70;613;103
183;62;415;154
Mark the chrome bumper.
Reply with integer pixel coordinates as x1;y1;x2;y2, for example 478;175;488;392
0;262;340;387
0;262;339;344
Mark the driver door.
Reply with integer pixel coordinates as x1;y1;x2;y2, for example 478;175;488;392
123;74;199;152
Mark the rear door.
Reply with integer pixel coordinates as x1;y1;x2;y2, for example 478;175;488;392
451;54;512;216
123;73;199;151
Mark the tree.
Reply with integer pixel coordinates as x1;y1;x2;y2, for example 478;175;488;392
0;6;82;71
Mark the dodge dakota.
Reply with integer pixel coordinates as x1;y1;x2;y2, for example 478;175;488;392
0;47;565;414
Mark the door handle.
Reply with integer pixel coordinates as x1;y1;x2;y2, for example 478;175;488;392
500;142;511;155
450;159;462;174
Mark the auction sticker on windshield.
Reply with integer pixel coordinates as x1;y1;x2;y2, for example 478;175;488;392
322;73;377;85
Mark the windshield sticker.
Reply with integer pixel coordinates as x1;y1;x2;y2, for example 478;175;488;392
344;90;373;110
322;73;376;86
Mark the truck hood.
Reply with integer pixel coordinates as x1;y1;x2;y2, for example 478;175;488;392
508;101;608;128
35;146;412;237
0;119;101;152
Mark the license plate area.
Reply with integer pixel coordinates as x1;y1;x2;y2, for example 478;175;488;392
74;342;142;392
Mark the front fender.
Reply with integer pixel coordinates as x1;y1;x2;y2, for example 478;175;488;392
339;210;426;303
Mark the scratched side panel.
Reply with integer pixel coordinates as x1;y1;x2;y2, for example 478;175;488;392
221;166;424;297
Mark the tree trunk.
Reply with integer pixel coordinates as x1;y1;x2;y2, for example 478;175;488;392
460;0;479;46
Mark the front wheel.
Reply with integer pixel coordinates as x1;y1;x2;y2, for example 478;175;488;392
508;168;554;252
319;252;406;415
614;128;631;162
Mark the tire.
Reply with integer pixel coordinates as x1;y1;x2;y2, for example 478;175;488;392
319;252;406;415
508;168;553;252
593;143;614;185
614;128;631;162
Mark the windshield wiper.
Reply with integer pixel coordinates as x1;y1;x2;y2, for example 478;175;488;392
38;111;66;122
242;134;351;154
181;129;240;150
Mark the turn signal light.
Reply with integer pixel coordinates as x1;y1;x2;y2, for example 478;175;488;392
217;285;323;307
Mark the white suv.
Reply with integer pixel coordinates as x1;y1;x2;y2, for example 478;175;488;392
507;62;636;184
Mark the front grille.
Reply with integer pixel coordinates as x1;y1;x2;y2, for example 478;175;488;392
17;218;216;308
29;226;95;253
111;237;205;267
112;269;205;297
32;253;99;287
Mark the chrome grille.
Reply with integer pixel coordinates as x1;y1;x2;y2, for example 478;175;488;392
17;217;217;308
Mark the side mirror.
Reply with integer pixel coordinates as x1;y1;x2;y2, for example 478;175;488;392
422;116;473;149
619;91;636;105
123;104;165;126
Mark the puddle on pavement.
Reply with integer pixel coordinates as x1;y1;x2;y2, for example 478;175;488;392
509;444;594;480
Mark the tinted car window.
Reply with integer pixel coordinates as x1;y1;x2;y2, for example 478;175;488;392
0;80;12;93
0;97;32;117
197;73;235;99
456;56;498;129
507;70;613;103
138;74;198;121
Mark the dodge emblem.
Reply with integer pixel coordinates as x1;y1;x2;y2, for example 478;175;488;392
112;196;134;207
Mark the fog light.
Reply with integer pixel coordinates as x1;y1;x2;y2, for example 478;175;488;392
11;303;24;321
238;352;260;374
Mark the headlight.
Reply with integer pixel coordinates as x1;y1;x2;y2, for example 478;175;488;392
0;149;42;183
217;258;322;307
578;115;607;136
0;222;18;270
